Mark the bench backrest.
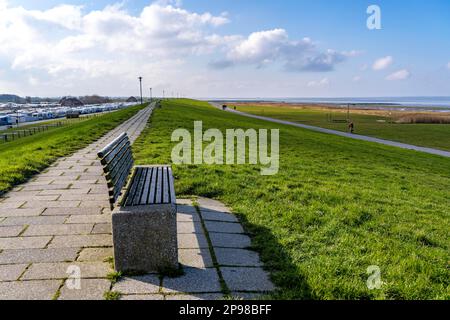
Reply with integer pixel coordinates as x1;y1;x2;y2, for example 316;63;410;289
97;132;134;207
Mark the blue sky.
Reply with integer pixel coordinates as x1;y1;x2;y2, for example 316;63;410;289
1;0;449;98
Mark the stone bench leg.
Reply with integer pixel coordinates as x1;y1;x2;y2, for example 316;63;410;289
112;204;178;273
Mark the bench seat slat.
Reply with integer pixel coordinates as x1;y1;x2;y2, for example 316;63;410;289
124;167;143;207
148;166;158;204
140;167;153;205
163;167;170;204
168;167;176;204
155;167;163;204
132;168;148;205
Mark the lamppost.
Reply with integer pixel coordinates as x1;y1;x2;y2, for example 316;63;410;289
149;87;152;102
138;77;143;104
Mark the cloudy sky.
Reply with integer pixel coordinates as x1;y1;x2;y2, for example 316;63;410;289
0;0;449;98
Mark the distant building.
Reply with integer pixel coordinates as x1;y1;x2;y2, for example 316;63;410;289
59;97;84;107
126;96;138;103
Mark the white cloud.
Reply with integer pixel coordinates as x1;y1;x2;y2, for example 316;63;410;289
386;69;410;81
0;2;230;80
0;1;356;96
372;56;393;70
447;62;450;69
352;76;361;82
210;29;353;72
307;78;330;87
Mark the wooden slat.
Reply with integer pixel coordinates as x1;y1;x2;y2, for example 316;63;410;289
163;167;169;204
106;147;133;183
148;166;158;204
124;167;143;206
118;168;137;206
107;151;133;189
97;133;127;158
140;167;153;205
101;138;130;166
155;167;163;204
110;156;133;201
132;167;148;205
112;162;132;203
168;167;176;204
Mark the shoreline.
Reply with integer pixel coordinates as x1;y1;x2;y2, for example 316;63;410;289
211;100;450;113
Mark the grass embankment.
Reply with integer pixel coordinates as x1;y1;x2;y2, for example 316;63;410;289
133;99;449;300
0;104;147;194
233;104;450;151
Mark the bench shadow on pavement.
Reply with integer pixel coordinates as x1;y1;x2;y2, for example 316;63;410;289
114;204;313;300
230;209;314;299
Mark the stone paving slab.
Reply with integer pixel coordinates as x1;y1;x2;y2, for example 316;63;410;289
91;223;111;234
179;248;214;269
200;210;239;223
22;200;81;209
65;214;110;224
1;216;68;226
0;226;25;237
0;236;52;250
77;247;113;262
0;248;80;264
177;221;204;234
165;293;224;300
48;234;111;248
204;221;244;234
120;294;164;300
0;280;61;300
2;195;59;202
0;263;28;281
231;292;266;300
197;197;231;212
42;207;102;216
221;267;275;292
59;278;111;300
162;267;222;294
178;233;209;249
209;233;252;249
113;275;160;294
23;224;94;236
39;188;91;195
22;262;112;280
0;201;26;209
215;248;263;267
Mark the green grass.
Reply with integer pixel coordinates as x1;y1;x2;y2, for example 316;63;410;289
0;104;147;194
104;291;122;300
132;99;450;300
234;104;450;151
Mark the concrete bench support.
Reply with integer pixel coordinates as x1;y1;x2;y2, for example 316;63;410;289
112;204;178;272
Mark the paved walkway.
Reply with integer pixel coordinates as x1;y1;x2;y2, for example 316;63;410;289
210;102;450;158
113;197;274;300
0;104;274;300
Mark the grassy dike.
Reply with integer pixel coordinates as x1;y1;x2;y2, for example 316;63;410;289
0;103;147;194
235;104;450;151
132;99;449;300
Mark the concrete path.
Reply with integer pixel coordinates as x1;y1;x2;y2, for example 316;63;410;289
114;197;274;301
210;102;450;158
0;103;274;300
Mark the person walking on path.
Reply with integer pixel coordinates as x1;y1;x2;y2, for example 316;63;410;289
348;121;354;134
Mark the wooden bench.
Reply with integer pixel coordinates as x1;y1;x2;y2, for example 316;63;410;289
97;132;178;273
